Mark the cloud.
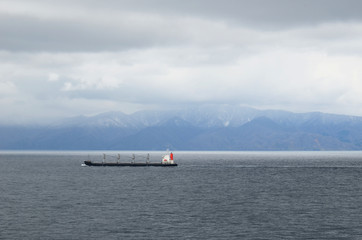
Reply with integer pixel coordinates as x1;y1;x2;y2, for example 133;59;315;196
1;0;362;123
0;81;17;97
2;0;362;52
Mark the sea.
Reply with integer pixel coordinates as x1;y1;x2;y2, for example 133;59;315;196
1;151;362;240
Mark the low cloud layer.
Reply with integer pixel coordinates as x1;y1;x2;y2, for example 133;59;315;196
1;0;362;123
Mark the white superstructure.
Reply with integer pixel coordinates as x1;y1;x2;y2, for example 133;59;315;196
162;152;174;164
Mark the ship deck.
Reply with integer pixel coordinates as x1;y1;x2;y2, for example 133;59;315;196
84;160;177;167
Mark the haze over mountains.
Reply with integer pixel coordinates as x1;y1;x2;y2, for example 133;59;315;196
1;105;362;150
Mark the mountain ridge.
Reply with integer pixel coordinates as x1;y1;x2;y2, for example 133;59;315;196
1;106;362;150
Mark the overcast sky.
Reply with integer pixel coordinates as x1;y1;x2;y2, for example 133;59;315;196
1;0;362;124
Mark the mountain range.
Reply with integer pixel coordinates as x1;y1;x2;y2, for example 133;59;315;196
1;105;362;150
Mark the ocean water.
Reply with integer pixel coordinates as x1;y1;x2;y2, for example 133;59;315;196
1;151;362;239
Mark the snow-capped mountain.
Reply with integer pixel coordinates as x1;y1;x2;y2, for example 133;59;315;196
2;105;362;150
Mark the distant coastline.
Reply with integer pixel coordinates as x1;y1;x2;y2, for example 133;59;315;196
1;106;362;150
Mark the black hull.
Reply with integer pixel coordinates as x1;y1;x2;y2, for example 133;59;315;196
84;160;177;167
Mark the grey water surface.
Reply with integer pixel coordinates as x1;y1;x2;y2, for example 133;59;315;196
1;151;362;239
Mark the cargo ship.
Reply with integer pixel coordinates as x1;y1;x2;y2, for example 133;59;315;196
83;152;177;167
